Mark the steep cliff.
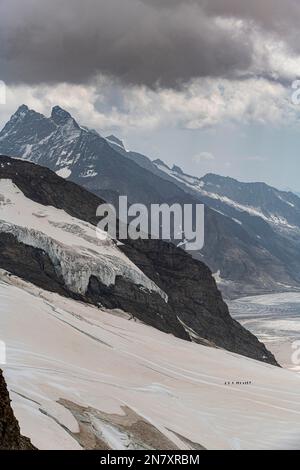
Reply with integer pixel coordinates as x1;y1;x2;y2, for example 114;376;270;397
0;370;35;450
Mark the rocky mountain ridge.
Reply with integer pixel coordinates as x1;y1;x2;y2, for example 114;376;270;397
1;105;300;298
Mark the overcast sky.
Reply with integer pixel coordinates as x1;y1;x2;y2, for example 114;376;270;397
1;0;300;189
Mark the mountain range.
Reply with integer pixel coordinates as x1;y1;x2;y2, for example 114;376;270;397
1;105;300;298
2;107;300;448
2;156;300;449
0;370;35;449
2;267;300;450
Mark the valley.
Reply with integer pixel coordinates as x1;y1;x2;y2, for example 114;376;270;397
230;293;300;372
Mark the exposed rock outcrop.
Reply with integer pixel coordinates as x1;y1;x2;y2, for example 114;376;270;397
0;370;35;449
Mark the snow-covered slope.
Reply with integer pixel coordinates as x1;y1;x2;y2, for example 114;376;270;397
1;271;300;450
0;178;165;299
153;163;300;237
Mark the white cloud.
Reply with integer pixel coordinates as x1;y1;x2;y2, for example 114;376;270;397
0;74;298;136
193;152;215;163
0;17;299;132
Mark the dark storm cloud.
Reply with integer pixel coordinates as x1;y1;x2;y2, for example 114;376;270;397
0;0;299;88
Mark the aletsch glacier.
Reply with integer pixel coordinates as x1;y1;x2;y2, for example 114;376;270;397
2;271;300;450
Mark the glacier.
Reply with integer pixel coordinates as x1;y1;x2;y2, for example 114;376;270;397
1;271;300;450
0;179;167;300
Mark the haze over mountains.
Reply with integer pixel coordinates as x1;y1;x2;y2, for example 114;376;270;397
1;105;300;298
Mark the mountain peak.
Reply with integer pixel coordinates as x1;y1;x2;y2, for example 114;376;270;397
172;164;184;175
11;104;30;121
153;159;170;169
16;104;29;114
51;106;79;127
106;134;125;149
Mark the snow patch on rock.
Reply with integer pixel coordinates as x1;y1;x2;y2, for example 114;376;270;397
55;167;72;179
0;179;167;300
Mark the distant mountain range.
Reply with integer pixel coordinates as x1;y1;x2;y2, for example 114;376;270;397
1;105;300;298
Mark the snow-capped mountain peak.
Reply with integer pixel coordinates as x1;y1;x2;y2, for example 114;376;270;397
154;160;300;235
0;105;89;174
51;105;80;128
13;104;30;119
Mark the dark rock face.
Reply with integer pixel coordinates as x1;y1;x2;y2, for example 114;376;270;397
0;370;35;450
86;276;190;341
120;238;275;361
0;156;278;366
0;233;81;300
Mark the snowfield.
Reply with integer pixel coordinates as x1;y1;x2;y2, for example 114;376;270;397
0;178;167;300
1;272;300;450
